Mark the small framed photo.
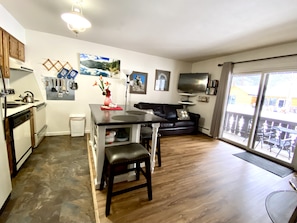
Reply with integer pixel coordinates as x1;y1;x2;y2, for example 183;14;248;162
130;71;148;94
154;69;170;91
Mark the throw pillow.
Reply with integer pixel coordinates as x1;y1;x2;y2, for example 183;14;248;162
164;106;178;119
176;109;190;120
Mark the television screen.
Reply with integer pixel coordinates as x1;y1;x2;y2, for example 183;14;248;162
178;73;209;93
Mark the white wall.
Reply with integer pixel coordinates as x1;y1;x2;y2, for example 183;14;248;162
25;30;191;135
0;5;191;136
3;4;297;138
0;5;26;43
191;41;297;136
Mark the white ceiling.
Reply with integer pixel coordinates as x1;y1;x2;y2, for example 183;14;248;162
1;0;297;62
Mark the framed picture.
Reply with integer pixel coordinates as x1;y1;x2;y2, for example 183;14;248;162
130;71;148;94
79;53;121;78
154;69;170;91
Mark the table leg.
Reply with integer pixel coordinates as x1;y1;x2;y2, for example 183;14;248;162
151;123;160;173
95;125;106;189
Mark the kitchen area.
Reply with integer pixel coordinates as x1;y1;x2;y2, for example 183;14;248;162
0;27;46;211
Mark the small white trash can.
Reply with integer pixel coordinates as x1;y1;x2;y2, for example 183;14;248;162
69;114;86;137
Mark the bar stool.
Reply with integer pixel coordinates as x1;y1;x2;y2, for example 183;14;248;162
99;143;152;216
140;126;162;167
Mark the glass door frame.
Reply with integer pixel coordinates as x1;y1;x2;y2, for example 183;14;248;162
220;70;297;168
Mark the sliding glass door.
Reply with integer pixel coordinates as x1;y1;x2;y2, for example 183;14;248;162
221;73;262;147
221;71;297;165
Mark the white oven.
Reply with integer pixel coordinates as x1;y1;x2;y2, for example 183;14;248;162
33;102;47;147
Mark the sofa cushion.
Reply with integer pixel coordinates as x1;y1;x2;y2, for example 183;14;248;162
160;122;175;128
174;120;195;127
164;106;178;119
164;104;183;119
134;102;166;118
176;109;190;120
152;105;165;117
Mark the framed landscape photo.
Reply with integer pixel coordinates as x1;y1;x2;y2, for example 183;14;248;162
154;69;170;91
130;71;148;94
79;53;121;78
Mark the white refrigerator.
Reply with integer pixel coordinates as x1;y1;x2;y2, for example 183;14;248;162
0;69;12;210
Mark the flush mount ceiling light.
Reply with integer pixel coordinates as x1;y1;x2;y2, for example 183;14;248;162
61;0;91;35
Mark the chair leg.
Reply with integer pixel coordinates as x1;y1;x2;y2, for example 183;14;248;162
276;148;282;157
145;158;152;200
157;137;161;167
136;162;140;180
106;165;115;216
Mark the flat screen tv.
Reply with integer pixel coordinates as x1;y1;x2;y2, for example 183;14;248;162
178;73;209;93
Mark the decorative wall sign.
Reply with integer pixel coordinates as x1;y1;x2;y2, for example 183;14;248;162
42;59;72;71
154;69;170;91
79;53;121;78
130;71;148;94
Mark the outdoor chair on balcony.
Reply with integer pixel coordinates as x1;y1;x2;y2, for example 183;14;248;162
264;127;293;159
256;126;275;148
243;120;273;148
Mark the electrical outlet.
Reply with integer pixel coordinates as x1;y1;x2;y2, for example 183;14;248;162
2;88;15;95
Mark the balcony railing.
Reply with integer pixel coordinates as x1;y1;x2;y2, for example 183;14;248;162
223;111;297;139
222;110;297;162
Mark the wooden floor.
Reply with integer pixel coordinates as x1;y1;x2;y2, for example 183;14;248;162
89;133;295;223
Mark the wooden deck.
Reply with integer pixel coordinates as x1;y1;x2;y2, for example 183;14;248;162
88;133;295;223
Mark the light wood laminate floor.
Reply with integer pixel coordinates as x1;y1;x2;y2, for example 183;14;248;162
91;133;295;223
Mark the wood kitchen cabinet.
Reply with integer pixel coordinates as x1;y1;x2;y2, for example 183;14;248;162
4;118;14;175
0;29;10;78
0;28;3;68
9;35;25;62
18;41;25;61
0;27;26;78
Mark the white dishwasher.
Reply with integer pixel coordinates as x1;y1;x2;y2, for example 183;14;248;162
9;109;32;175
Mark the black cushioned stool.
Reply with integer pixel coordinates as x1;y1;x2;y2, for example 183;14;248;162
99;143;152;216
140;126;162;167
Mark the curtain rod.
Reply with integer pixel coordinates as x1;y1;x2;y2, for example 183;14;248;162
217;53;297;67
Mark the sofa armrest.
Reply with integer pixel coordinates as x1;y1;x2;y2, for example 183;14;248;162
188;112;200;133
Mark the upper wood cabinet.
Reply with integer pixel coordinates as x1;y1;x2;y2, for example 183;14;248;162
0;27;26;78
1;30;10;78
18;41;25;61
9;35;25;62
0;28;3;69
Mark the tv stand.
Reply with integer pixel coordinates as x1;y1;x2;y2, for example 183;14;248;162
178;93;197;106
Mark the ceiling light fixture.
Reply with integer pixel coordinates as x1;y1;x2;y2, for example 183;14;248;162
61;0;91;35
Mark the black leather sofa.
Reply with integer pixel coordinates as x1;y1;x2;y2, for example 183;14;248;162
134;102;200;136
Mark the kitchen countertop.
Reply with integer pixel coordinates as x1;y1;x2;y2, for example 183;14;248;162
4;100;45;117
89;104;167;126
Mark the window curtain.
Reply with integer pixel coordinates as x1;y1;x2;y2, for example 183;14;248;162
210;62;233;138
